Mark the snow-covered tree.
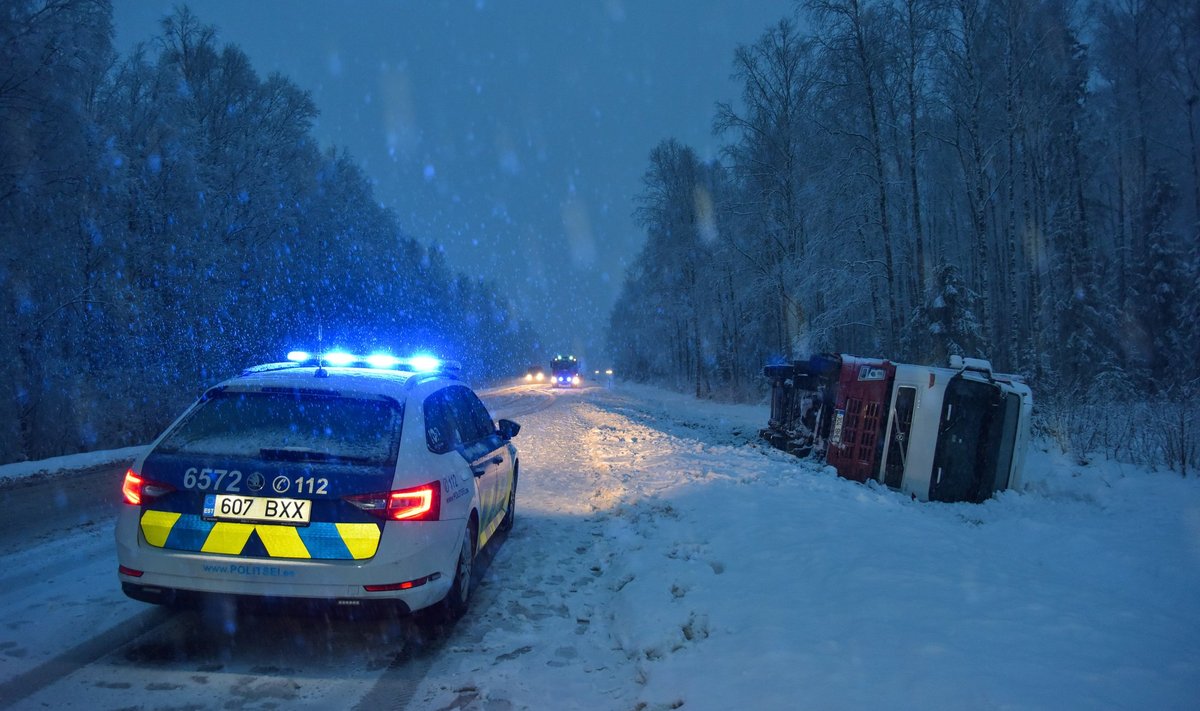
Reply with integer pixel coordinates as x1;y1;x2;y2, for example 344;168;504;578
905;262;985;364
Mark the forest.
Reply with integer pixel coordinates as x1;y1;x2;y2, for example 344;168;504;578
2;0;1196;474
0;1;538;464
607;0;1198;473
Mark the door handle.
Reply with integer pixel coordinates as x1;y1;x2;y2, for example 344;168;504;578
473;456;503;476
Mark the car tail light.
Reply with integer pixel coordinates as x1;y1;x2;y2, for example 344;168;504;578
118;565;144;577
345;481;441;521
364;572;441;592
121;469;175;505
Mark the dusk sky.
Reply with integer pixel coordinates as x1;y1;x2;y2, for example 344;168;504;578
111;0;794;365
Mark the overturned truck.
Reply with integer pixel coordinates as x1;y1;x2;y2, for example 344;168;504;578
762;354;1033;503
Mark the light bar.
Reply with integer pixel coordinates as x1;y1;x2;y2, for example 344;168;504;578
323;351;356;366
405;355;441;372
280;350;457;374
365;354;401;369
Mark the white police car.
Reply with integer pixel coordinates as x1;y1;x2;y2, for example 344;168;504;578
115;351;519;619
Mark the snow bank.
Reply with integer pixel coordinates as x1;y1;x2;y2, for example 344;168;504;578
0;445;146;483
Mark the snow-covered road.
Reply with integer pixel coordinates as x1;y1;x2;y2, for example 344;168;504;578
0;382;1197;710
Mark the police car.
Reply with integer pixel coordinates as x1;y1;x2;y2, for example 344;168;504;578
115;351;519;619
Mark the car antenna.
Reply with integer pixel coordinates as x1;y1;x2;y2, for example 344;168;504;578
315;321;328;378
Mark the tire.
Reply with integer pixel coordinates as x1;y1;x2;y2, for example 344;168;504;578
440;521;476;620
498;473;517;533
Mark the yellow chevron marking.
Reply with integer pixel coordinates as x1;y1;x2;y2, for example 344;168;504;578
140;510;181;548
255;525;311;559
336;523;382;560
201;522;255;554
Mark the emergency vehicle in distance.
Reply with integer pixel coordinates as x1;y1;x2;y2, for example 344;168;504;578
761;354;1032;503
116;350;520;619
550;354;581;387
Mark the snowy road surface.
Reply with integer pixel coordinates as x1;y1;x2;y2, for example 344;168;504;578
0;382;1197;710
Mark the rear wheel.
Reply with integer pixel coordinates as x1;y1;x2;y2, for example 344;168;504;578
440;521;476;620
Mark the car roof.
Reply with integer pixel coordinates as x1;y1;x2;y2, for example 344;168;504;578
213;365;456;400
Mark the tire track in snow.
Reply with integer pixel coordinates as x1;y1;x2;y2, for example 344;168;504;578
0;607;171;706
407;394;644;709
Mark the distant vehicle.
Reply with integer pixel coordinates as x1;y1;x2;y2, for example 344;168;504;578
761;354;1032;503
116;350;520;619
524;365;546;383
551;355;581;387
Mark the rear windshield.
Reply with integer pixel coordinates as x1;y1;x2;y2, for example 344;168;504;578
155;390;403;465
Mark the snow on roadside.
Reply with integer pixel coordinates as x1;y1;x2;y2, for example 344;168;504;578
0;445;146;483
417;383;1200;711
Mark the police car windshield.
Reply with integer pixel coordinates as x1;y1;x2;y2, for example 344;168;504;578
156;391;402;466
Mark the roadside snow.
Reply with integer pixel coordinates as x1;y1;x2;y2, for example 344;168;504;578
417;383;1200;710
0;445;146;483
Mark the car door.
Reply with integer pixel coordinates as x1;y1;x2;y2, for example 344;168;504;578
451;387;509;541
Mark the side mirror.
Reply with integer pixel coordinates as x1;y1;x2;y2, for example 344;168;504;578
498;418;521;440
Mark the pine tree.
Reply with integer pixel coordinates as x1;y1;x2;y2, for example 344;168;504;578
906;262;985;364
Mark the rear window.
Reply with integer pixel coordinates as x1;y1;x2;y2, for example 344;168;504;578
155;390;403;466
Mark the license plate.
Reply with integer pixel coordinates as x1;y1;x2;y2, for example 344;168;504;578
203;494;311;525
830;409;845;445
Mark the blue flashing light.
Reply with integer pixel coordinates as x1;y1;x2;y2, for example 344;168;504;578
405;355;442;372
281;349;454;374
366;353;401;369
324;351;356;367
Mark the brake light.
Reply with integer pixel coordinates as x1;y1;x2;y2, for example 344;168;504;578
121;469;175;506
345;481;441;521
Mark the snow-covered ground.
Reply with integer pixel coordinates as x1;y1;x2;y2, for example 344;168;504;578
0;382;1197;710
415;383;1200;710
